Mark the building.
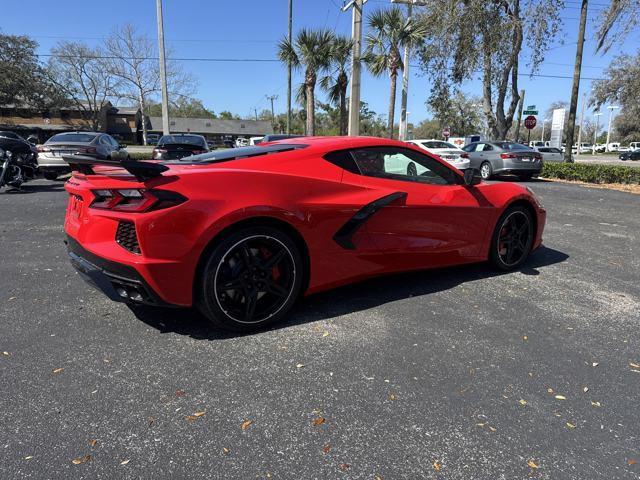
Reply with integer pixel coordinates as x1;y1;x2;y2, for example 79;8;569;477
0;102;273;145
147;116;273;144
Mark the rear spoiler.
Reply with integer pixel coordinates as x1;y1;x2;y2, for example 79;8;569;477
62;155;169;182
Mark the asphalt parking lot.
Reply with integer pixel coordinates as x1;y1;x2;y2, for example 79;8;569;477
1;178;639;479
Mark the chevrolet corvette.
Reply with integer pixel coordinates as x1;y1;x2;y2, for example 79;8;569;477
63;137;546;331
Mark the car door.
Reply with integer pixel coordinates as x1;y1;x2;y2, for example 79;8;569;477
346;146;495;271
462;142;486;169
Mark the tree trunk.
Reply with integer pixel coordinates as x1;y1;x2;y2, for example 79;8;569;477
139;94;148;146
305;70;316;136
387;69;397;139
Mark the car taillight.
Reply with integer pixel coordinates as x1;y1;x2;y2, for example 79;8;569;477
78;147;97;154
460;153;469;159
90;189;186;212
500;153;518;159
37;146;51;153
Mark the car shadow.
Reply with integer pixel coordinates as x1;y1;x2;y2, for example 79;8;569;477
3;183;66;194
129;246;569;341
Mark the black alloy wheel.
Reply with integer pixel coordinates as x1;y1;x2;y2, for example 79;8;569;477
489;206;534;270
198;227;303;331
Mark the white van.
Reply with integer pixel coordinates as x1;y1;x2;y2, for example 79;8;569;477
630;142;640;151
607;142;620;152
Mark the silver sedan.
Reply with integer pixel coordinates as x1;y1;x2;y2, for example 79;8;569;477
461;141;543;180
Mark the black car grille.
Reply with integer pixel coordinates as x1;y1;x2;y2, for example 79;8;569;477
115;221;141;254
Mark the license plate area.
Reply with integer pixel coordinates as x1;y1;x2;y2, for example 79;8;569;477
69;194;84;220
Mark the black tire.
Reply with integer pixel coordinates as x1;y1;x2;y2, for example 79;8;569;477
43;171;58;181
197;226;304;332
480;161;493;180
488;205;534;271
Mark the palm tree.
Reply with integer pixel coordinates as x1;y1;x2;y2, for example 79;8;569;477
320;36;353;136
278;29;334;136
364;7;428;138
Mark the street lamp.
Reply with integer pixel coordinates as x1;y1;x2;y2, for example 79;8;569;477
592;111;602;155
605;105;619;152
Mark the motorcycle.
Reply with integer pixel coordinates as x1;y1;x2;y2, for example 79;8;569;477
0;137;39;191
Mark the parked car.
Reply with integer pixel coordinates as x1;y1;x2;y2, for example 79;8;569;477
152;134;208;160
261;134;306;143
146;133;160;145
594;144;607;153
249;136;264;145
607;142;620;152
630;142;640;150
461;141;542;180
529;141;550;148
617;146;631;153
62;136;546;331
235;137;249;147
407;139;470;170
619;149;640;161
533;146;564;162
38;132;128;180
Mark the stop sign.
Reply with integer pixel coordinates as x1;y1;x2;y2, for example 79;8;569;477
442;127;450;137
524;115;537;130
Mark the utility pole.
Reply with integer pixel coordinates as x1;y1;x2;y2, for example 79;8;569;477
576;92;587;157
391;0;428;141
287;0;293;134
514;90;525;142
266;94;278;129
342;0;368;136
563;0;588;163
254;108;258;121
605;105;619;151
592;111;602;154
156;0;170;136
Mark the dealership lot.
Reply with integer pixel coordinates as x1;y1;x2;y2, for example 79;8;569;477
1;179;639;479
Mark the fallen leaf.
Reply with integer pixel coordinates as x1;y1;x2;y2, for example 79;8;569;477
629;362;640;369
88;439;97;447
175;390;186;397
547;388;554;394
120;459;130;465
519;399;527;406
389;393;396;401
340;463;350;471
72;454;91;465
52;368;64;374
527;459;539;469
222;447;230;454
322;443;331;454
433;460;441;471
566;422;576;429
241;420;253;430
592;362;599;367
322;331;329;337
2;351;9;356
591;401;601;407
148;416;155;427
374;476;383;480
628;459;637;466
555;395;566;400
631;369;640;374
193;411;205;417
476;422;486;427
523;335;528;341
583;387;589;393
186;415;197;422
312;416;326;426
488;426;497;432
24;456;33;460
296;363;305;369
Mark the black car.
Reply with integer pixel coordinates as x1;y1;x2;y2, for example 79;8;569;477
0;131;38;163
152;134;209;160
619;149;640;161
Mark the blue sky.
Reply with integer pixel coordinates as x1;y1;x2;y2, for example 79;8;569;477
2;0;636;124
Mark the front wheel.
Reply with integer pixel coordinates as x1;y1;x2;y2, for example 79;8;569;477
489;206;534;271
43;171;58;181
480;161;493;180
197;226;304;332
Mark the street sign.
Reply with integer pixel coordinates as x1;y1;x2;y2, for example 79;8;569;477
524;116;537;130
550;108;565;148
526;105;536;110
442;127;450;138
523;110;538;115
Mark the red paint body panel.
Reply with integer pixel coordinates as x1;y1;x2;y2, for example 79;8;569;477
64;137;546;306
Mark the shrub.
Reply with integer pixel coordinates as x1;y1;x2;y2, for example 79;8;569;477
541;162;640;184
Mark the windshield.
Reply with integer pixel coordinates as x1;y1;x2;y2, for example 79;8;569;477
495;142;531;151
0;131;22;140
159;135;206;147
47;133;99;143
422;141;457;149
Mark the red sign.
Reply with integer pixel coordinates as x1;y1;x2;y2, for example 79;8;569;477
524;115;537;130
442;128;450;137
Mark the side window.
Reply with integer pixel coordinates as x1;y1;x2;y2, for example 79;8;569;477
350;147;457;185
324;150;361;174
474;143;485;152
462;144;475;152
483;144;494;151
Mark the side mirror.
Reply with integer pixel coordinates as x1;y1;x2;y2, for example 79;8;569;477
463;168;482;186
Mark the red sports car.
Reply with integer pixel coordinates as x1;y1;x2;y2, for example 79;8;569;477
63;137;546;331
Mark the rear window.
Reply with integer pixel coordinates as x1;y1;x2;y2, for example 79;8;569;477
422;141;456;149
495;142;531;151
159;135;206;147
47;133;98;143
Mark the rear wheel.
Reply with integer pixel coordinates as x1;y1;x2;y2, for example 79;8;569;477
43;171;58;181
197;226;304;332
489;206;534;270
480;161;493;180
